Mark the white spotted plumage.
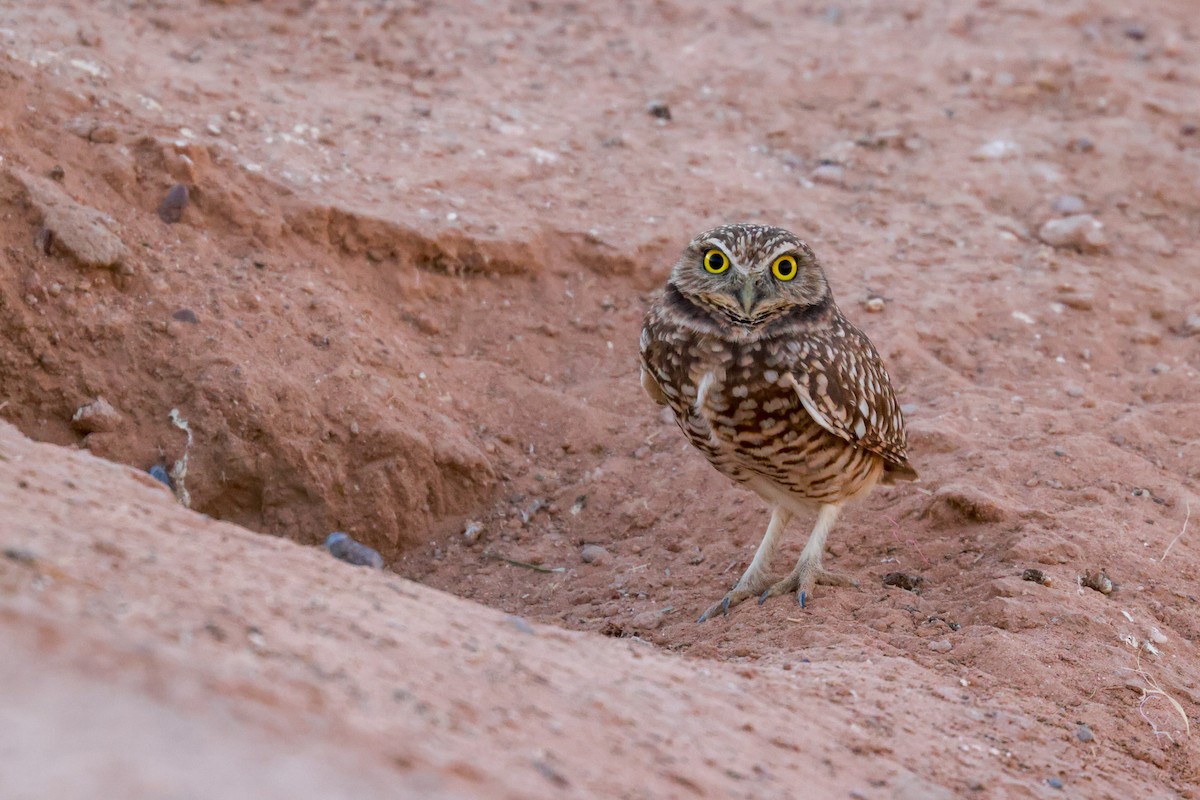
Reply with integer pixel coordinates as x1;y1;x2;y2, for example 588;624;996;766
639;223;918;622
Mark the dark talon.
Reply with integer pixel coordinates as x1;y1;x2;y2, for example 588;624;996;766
720;596;731;617
758;589;770;605
799;591;808;609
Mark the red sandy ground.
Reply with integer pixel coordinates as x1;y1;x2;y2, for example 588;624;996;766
0;1;1197;797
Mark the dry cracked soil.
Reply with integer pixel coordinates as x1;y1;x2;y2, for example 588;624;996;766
1;1;1199;798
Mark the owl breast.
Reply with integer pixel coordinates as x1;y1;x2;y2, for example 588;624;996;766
641;318;884;507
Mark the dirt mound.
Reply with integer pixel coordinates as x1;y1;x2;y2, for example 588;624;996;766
1;0;1198;796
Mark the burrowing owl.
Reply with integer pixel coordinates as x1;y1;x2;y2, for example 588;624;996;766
639;223;918;622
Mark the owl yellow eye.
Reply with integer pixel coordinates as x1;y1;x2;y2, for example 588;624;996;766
703;249;730;274
772;254;799;281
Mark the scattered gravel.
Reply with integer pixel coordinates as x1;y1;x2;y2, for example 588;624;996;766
324;532;384;569
645;99;671;120
148;465;173;490
972;139;1020;160
462;520;484;544
882;572;923;592
1081;569;1113;595
1038;215;1108;252
810;163;845;186
11;168;127;269
1050;195;1086;214
505;614;535;635
71;397;124;434
581;544;609;565
158;183;189;223
1021;568;1051;586
630;608;668;630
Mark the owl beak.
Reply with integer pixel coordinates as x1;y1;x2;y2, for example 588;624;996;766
739;281;757;316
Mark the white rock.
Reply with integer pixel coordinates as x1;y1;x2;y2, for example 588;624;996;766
810;164;845;186
1038;214;1108;252
1051;195;1086;214
972;139;1020;161
71;397;123;433
581;544;609;565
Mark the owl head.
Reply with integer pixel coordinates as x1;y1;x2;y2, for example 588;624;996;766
668;223;831;329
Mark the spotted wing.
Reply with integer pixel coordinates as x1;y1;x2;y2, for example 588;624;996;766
785;319;915;475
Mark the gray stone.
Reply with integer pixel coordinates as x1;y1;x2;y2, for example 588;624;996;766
1038;214;1108;252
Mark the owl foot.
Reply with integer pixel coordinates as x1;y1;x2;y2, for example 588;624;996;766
757;566;859;609
697;584;766;623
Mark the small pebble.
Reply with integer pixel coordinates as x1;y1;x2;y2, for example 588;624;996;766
1123;25;1146;41
928;639;952;653
462;520;484;544
246;627;267;652
810;163;845;186
157;183;189;223
3;547;37;565
971;139;1020;161
1148;626;1168;644
1059;292;1094;311
1065;385;1084;398
148;465;174;489
631;609;666;630
1182;313;1200;336
89;126;118;144
505;614;535;635
1022;568;1051;586
1051;194;1086;215
1082;569;1113;595
1076;723;1094;742
645;99;671;120
1038;214;1108;252
71;397;124;434
882;572;923;592
581;544;609;565
863;296;885;313
1066;137;1095;153
324;532;384;569
172;308;199;324
1046;777;1064;790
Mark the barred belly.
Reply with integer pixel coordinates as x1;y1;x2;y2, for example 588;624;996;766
671;370;884;506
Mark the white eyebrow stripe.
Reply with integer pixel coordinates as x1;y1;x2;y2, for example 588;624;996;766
764;241;801;264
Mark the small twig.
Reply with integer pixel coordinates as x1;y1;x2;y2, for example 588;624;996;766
785;617;805;623
1117;652;1191;740
886;515;930;567
483;550;565;573
1160;501;1190;563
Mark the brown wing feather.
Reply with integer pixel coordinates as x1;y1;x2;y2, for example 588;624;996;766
785;317;916;478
